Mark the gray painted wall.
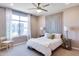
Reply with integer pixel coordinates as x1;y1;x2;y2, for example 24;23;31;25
45;13;63;34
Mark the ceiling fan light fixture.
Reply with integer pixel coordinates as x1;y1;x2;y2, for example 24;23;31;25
10;3;14;6
36;9;42;13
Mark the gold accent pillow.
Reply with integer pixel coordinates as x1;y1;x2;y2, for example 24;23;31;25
48;34;55;39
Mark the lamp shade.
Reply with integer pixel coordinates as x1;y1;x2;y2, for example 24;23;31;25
40;27;43;30
64;26;68;31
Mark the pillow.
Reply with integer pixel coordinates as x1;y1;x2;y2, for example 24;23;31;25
48;34;55;39
44;33;61;39
44;33;55;39
48;34;53;39
54;34;61;39
44;33;50;38
52;35;55;39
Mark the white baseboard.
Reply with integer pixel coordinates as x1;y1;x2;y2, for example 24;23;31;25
72;47;79;50
14;42;26;46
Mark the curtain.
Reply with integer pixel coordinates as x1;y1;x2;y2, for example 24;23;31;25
6;8;12;40
27;15;31;40
45;13;62;34
6;8;31;40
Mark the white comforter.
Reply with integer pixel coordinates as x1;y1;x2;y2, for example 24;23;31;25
26;37;62;56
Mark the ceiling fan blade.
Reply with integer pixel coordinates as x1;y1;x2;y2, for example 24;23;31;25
28;8;37;10
43;4;50;7
38;3;41;7
32;3;37;7
40;8;48;12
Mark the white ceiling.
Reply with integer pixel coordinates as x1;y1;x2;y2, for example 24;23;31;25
0;3;79;16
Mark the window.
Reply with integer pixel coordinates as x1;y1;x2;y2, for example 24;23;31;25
12;15;19;20
11;21;19;37
10;11;29;38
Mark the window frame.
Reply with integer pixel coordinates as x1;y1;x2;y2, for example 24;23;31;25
10;13;29;38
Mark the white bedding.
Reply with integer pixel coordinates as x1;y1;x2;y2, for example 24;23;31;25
26;37;62;56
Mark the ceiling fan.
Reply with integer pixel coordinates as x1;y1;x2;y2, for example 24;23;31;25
28;3;50;13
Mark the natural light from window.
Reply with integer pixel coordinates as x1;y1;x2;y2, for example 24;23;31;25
9;13;29;38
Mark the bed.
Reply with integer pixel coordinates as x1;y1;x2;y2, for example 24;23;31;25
26;34;63;56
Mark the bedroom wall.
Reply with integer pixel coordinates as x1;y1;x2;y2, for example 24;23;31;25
37;16;45;37
45;12;63;34
63;6;79;48
31;15;39;38
0;8;6;37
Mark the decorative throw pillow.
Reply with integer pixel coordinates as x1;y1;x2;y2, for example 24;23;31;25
52;35;55;39
44;33;56;39
48;34;55;39
48;34;52;39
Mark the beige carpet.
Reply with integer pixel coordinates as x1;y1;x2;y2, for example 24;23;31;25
0;43;79;56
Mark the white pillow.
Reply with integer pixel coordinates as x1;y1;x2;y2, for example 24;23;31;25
44;33;50;38
54;34;61;39
44;33;61;39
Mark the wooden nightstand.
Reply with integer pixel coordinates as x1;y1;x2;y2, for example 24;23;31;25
62;38;72;50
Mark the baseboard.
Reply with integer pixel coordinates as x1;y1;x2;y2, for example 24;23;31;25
72;47;79;50
14;42;26;46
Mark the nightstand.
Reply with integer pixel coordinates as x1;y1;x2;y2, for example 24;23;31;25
40;35;44;37
62;38;72;50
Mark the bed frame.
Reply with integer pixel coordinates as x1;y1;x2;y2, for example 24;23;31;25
28;46;45;56
27;45;62;56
